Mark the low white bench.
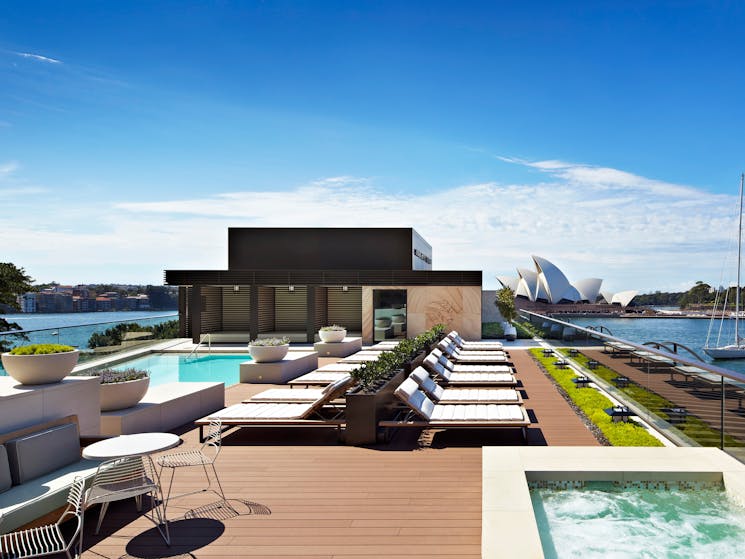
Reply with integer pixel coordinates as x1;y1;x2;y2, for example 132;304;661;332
0;416;98;533
101;382;225;436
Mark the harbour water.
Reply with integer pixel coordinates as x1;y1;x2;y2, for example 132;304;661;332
0;311;178;350
568;317;745;376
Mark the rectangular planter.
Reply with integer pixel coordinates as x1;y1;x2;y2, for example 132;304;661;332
344;368;406;446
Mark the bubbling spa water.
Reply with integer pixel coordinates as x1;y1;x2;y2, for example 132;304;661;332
530;482;745;558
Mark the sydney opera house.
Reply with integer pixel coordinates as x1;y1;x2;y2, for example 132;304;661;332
497;255;637;308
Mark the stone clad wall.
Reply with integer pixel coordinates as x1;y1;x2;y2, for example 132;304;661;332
362;285;481;344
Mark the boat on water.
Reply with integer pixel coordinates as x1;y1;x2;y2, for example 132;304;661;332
704;173;745;359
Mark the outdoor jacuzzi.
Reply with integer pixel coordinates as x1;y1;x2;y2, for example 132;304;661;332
481;447;745;559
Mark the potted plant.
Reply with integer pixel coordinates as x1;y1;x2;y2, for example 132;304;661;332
95;367;150;411
248;336;290;362
1;343;79;385
319;324;347;343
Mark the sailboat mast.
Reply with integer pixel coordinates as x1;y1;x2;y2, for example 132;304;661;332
737;173;744;344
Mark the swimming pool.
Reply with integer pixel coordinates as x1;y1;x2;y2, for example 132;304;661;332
530;481;745;558
107;353;250;387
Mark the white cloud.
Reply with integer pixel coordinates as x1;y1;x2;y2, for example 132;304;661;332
0;161;19;176
0;161;736;291
15;52;62;64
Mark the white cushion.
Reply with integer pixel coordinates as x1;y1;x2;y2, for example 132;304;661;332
430;404;524;422
250;389;325;402
451;364;511;373
410;368;444;401
394;378;434;420
293;371;350;383
211;402;315;420
448;372;515;383
439;389;519;403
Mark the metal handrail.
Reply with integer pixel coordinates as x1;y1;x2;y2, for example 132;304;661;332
520;310;745;384
186;333;211;360
643;340;707;363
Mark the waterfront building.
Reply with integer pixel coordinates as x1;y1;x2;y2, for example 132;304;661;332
165;227;482;344
498;255;637;307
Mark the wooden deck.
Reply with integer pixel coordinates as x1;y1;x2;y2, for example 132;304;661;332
81;349;598;558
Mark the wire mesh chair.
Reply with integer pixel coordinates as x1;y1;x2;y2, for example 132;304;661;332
157;419;227;511
85;455;170;544
0;476;86;559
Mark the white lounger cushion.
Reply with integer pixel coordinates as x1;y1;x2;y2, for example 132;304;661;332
210;402;316;420
249;388;326;402
290;371;351;384
410;367;519;403
426;353;511;374
448;331;504;350
437;389;519;403
316;363;361;372
394;378;525;422
430;404;525;421
449;372;515;383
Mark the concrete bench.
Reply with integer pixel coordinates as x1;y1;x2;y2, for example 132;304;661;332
101;382;225;436
0;416;99;533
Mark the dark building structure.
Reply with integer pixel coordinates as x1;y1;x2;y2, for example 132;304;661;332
165;227;483;344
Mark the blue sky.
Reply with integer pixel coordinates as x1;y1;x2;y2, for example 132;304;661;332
1;1;744;292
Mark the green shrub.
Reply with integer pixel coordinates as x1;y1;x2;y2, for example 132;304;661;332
249;336;290;346
9;343;75;355
94;367;149;384
320;324;346;331
530;348;662;447
351;324;446;391
481;322;504;339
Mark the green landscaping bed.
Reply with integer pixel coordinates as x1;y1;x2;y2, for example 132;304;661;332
557;349;744;448
530;348;663;447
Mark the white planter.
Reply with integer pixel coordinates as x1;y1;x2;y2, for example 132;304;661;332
100;376;150;411
1;349;79;385
319;329;346;343
249;344;289;363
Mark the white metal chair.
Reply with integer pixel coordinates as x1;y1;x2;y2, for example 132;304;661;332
85;455;169;544
0;477;86;559
157;420;226;509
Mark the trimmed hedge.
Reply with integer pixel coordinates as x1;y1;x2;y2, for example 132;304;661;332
530;348;663;447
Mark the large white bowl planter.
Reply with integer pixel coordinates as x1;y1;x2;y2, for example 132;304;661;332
319;328;346;343
249;344;289;363
100;376;150;411
1;349;79;385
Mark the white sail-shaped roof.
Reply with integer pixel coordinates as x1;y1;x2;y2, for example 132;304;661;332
600;290;614;305
558;285;581;303
496;276;519;292
533;256;573;304
612;290;638;307
517;268;539;301
574;278;603;303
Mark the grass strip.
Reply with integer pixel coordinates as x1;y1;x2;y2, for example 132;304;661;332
559;349;744;447
530;348;663;447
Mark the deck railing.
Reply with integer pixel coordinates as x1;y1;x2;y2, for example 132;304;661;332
521;310;745;461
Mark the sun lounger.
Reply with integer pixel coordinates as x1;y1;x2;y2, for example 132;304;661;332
340;352;382;363
425;352;512;374
379;378;529;440
196;377;351;440
604;341;636;356
436;340;510;363
422;355;516;386
247;386;337;403
288;371;352;387
447;331;504;351
409;367;522;404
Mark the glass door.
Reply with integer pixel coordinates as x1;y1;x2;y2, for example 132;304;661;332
373;289;407;342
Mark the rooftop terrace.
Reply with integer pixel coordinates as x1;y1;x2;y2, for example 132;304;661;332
77;349;598;558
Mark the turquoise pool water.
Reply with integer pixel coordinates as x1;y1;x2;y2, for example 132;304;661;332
531;482;745;558
107;353;250;387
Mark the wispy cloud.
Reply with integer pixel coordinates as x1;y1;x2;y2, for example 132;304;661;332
0;161;19;176
0;161;735;291
15;52;62;64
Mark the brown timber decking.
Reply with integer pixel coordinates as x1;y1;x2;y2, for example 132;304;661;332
80;348;598;558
